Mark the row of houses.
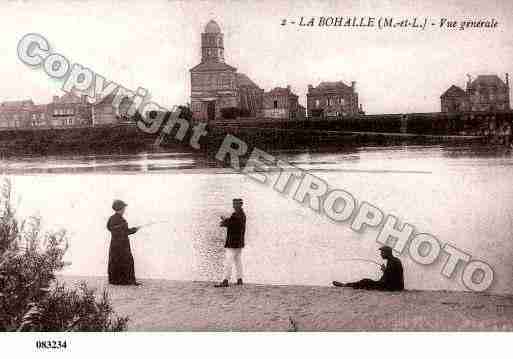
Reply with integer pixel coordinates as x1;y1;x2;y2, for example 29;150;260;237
440;74;511;113
3;19;509;129
192;20;513;121
190;20;363;122
0;92;128;129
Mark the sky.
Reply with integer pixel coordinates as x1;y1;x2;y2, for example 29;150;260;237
1;0;513;114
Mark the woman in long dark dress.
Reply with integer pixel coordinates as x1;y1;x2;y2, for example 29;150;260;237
107;200;140;285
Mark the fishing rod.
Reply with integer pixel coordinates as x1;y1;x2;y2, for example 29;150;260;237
338;258;383;267
136;220;171;228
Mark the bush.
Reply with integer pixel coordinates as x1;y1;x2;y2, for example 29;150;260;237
0;179;128;331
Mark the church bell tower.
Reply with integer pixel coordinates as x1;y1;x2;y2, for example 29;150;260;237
201;20;224;63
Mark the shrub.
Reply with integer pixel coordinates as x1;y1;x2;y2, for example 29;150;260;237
0;179;128;331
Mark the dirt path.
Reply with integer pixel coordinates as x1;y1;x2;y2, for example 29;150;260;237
60;276;513;331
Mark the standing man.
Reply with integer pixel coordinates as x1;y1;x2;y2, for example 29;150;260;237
107;200;141;286
332;246;404;291
215;198;246;287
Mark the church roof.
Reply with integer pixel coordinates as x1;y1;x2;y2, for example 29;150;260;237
441;85;467;98
205;20;221;33
236;73;261;88
468;75;508;89
190;61;236;72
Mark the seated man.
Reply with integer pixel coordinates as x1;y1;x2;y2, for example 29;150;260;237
333;246;404;291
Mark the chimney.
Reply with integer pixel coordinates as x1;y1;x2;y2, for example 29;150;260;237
52;95;59;103
506;73;510;88
351;81;356;91
466;74;472;90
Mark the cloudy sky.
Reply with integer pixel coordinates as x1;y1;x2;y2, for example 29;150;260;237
1;0;512;114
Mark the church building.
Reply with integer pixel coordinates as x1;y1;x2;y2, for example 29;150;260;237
190;20;263;121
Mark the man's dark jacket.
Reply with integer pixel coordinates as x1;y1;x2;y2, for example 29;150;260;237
221;209;246;248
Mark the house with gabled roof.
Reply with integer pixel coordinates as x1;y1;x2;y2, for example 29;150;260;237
306;80;360;118
0;99;34;128
263;86;304;120
441;74;511;113
440;85;469;113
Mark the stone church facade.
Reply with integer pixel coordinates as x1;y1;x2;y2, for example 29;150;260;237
190;20;263;121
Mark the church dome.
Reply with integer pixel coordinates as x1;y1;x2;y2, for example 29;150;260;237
205;20;221;33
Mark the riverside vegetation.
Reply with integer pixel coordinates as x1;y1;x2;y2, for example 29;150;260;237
0;179;128;331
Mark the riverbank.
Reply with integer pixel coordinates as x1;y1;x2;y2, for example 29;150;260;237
59;276;513;331
0;118;501;157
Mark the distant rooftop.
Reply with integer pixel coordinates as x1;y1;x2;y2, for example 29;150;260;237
308;81;355;94
53;92;83;103
318;81;353;90
266;86;297;97
441;85;467;98
0;99;34;109
468;75;508;89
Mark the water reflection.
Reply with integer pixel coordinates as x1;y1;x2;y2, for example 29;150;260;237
3;144;513;293
2;143;511;175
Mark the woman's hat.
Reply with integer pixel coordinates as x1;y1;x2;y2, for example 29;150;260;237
379;245;393;254
112;199;127;211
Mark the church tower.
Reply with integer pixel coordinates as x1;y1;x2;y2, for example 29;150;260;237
201;20;224;63
190;19;262;121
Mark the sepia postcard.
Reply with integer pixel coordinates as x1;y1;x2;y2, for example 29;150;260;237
1;0;513;357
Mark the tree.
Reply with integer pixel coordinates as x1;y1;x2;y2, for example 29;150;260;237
0;179;128;331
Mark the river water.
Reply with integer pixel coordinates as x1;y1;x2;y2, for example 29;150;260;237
2;144;513;294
